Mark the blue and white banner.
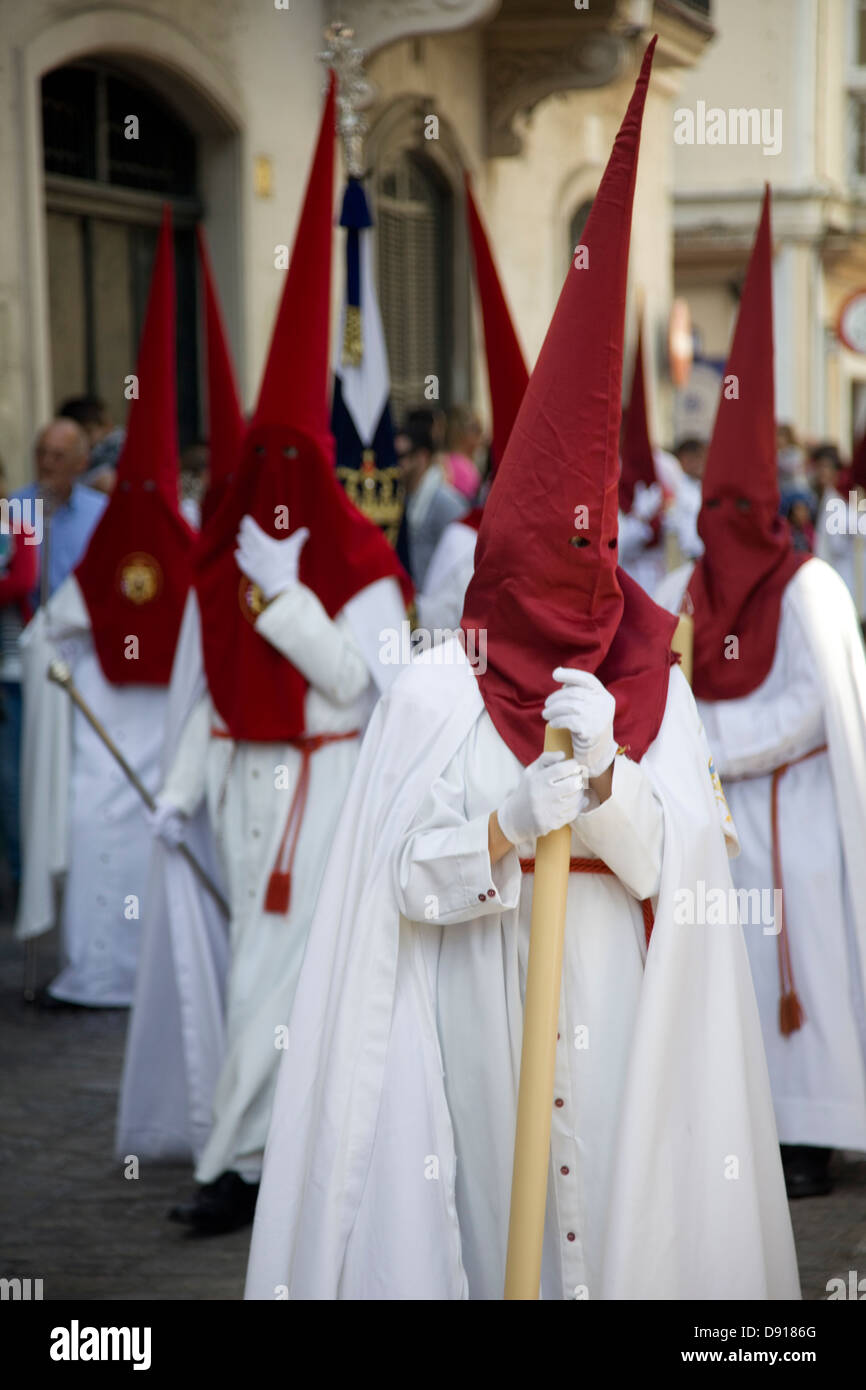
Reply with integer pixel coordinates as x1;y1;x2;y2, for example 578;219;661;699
331;177;407;561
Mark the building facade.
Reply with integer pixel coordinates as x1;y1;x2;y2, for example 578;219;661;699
0;0;712;485
673;0;866;452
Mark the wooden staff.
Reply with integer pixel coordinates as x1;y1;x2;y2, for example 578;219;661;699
671;613;694;686
47;659;230;919
504;723;573;1300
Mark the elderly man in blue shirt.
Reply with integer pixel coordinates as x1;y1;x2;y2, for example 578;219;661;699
14;418;107;604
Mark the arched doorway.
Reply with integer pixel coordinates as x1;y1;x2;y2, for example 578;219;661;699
42;60;202;445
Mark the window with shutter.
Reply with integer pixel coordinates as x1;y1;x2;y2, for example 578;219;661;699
41;62;202;445
376;150;453;424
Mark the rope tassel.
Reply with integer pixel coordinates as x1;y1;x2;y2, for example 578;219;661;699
769;747;827;1036
264;729;360;918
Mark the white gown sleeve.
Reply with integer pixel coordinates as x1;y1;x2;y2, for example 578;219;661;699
161;694;212;816
576;753;664;902
697;604;825;781
396;745;522;925
254;583;370;706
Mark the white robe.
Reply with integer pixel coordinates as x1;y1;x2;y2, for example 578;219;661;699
656;557;866;1150
117;576;406;1179
16;578;165;1006
245;641;799;1300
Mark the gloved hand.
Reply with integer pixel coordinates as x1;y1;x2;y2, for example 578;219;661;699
542;668;617;778
147;794;187;848
631;480;663;523
234;516;310;601
497;750;587;846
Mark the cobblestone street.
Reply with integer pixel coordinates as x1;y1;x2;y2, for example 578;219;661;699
1;920;865;1302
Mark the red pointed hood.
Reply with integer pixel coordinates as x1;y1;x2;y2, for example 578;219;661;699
619;316;657;512
195;72;410;743
461;38;677;768
465;173;529;475
76;205;194;685
197;225;245;524
686;188;806;701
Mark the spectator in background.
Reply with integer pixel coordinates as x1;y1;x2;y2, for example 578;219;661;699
58;395;126;495
13;419;107;606
394;414;468;590
809;441;866;622
442;404;483;500
776;421;809;494
807;441;844;504
782;491;816;554
0;456;38;908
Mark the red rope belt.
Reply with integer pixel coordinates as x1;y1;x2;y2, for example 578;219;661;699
211;726;359;915
518;855;655;949
768;743;828;1036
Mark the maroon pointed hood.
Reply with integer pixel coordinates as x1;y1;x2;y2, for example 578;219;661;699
686;187;806;702
195;73;409;743
76;205;194;685
461;38;677;767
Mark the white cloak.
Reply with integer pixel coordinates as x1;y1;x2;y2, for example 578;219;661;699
16;577;166;1006
656;557;866;1150
245;640;799;1300
117;576;406;1172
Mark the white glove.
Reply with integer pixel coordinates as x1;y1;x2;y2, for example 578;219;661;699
542;668;617;778
497;750;587;847
631;480;663;523
234;515;310;601
147;794;187;848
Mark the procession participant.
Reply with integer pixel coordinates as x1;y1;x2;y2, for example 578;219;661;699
16;207;194;1007
416;174;529;633
657;190;866;1199
246;41;799;1301
135;75;410;1235
116;224;246;1165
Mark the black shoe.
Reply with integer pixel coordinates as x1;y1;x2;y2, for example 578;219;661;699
33;987;89;1012
168;1170;259;1236
781;1144;834;1199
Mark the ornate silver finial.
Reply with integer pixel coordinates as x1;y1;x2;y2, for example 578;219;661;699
320;21;373;178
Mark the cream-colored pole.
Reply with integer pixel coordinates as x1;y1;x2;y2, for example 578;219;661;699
672;613;694;687
47;659;230;919
504;723;573;1300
